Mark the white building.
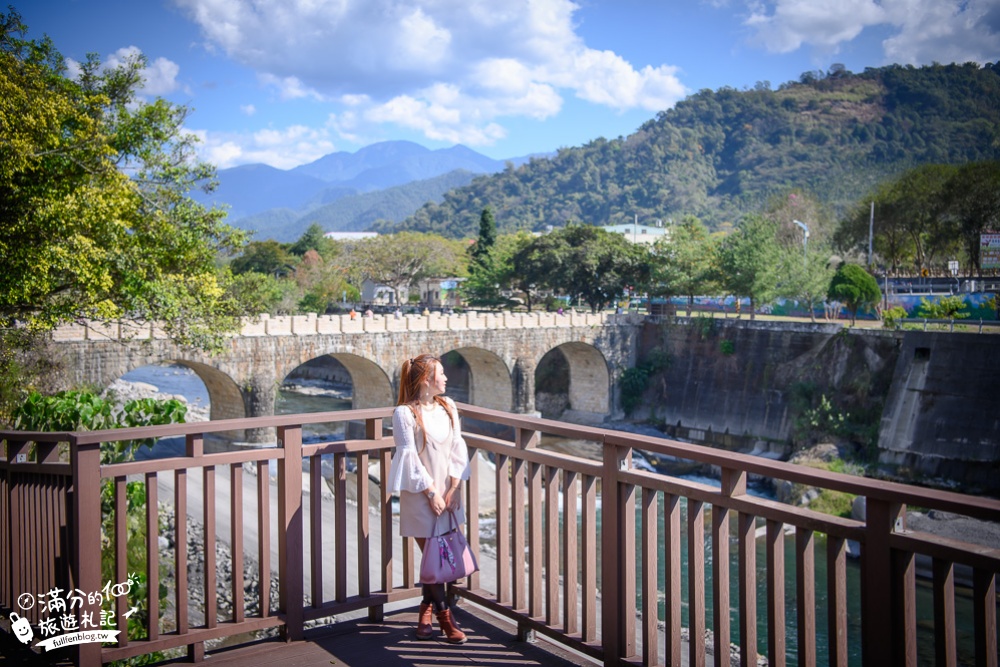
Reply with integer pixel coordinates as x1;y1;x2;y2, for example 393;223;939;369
324;231;378;241
602;222;670;245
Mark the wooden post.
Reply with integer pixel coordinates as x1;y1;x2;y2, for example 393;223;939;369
277;425;303;641
862;498;905;665
71;439;102;667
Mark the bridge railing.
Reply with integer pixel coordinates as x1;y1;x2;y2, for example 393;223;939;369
2;406;998;666
49;310;632;342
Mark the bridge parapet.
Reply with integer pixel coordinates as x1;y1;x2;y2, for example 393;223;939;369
50;310;620;342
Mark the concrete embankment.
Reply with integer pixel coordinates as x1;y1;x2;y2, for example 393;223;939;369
641;318;1000;494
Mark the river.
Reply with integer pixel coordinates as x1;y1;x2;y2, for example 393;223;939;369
121;363;983;666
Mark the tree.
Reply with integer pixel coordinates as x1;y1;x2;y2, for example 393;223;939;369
470;208;497;265
650;216;718;314
541;225;651;313
293;249;355;313
764;190;835;253
716;215;780;320
511;231;565;312
288;223;338;259
230;240;297;277
940;161;1000;275
464;208;505;308
0;10;248;347
837;165;956;273
827;263;881;325
774;243;836;322
343;232;464;305
917;295;970;320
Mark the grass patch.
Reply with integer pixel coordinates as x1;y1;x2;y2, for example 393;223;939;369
808;489;856;518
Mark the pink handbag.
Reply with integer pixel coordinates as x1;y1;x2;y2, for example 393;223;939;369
419;510;479;584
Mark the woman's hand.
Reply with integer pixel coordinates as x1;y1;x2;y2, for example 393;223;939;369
428;492;446;516
443;486;461;511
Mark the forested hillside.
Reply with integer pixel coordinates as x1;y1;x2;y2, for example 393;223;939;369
394;62;1000;238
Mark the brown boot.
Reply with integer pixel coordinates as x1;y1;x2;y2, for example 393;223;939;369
415;603;434;640
436;608;467;644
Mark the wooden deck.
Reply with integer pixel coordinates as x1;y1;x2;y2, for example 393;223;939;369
0;604;593;667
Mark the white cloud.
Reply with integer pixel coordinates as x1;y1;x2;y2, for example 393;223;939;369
744;0;1000;65
141;56;183;96
194;124;337;169
172;0;688;146
67;46;183;98
258;73;326;101
240;104;256;116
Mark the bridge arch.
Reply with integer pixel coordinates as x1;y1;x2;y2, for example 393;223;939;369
535;342;610;420
285;352;394;410
114;359;244;422
440;347;513;412
179;361;245;422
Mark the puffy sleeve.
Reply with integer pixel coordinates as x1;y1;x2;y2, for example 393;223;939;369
387;405;434;494
445;398;471;481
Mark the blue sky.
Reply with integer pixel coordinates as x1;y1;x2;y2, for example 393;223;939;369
15;0;1000;170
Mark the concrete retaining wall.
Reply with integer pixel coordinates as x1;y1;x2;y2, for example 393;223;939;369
647;316;1000;493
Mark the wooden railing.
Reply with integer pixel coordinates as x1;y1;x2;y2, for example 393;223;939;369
2;405;999;666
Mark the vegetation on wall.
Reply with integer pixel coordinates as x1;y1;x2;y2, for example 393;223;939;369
618;347;671;416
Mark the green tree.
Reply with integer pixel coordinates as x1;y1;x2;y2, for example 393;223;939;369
344;232;464;305
0;10;247;345
288;223;338;259
225;271;287;315
939;161;1000;275
836;164;957;273
650;216;718;314
470;208;497;265
775;243;836;322
544;225;651;313
716;215;780;320
464;208;505;308
827;263;881;325
230;240;297;277
917;295;970;320
293;249;356;313
510;231;564;312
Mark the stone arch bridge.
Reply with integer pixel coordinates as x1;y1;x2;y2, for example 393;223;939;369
49;311;641;441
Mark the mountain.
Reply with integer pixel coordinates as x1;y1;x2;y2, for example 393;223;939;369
392;62;1000;239
234;169;482;242
195;141;536;236
196;164;329;220
292;140;510;189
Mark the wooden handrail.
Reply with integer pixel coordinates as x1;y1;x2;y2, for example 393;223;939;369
3;404;998;667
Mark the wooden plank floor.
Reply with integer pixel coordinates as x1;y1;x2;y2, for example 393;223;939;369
1;604;596;666
1;605;591;666
157;604;593;667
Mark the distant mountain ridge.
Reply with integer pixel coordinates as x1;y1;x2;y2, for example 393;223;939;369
194;141;536;239
236;169;483;242
390;62;1000;239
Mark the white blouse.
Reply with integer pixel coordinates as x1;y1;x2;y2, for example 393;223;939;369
386;398;470;494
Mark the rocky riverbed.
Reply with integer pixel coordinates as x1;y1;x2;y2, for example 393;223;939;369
103;376;210;422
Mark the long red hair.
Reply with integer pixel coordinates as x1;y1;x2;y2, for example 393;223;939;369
398;354;455;452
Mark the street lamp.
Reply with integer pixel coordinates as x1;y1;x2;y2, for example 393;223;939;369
792;219;809;268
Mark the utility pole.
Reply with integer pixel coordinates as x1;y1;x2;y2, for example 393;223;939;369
868;201;874;267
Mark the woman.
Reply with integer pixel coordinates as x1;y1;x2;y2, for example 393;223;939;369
387;354;471;643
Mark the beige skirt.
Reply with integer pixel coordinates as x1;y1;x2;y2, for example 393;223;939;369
399;490;466;538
